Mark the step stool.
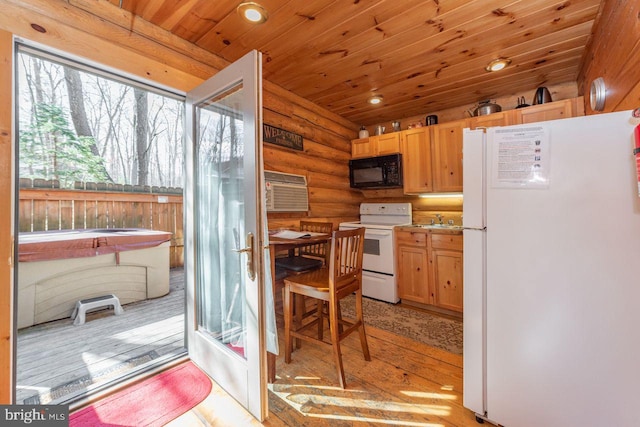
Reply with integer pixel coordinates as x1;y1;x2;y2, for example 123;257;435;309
71;294;124;326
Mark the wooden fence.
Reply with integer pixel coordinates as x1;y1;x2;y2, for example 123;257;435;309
19;182;184;268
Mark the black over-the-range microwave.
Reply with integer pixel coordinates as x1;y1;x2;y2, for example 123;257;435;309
349;153;403;189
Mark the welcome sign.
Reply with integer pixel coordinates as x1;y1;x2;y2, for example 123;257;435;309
263;124;303;151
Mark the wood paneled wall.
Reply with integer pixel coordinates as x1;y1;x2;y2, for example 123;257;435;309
579;0;640;114
0;0;360;402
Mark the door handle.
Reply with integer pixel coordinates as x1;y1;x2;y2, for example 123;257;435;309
233;232;255;281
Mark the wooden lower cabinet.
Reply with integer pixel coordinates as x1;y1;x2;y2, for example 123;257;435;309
431;249;463;312
397;245;430;304
395;228;463;313
430;233;464;312
396;229;429;303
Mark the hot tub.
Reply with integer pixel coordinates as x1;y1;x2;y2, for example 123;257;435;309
18;229;172;328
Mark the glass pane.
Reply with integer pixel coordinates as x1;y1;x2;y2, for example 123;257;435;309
363;238;380;256
194;83;247;360
15;46;186;406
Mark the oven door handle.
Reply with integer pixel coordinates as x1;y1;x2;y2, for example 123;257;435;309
363;229;393;236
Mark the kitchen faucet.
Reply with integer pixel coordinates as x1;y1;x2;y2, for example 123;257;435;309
435;213;444;225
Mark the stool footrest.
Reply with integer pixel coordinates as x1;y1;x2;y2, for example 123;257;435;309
71;294;124;326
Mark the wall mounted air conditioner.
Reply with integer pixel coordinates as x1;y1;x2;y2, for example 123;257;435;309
264;170;309;212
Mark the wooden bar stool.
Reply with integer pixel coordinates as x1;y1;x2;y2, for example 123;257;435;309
283;227;370;388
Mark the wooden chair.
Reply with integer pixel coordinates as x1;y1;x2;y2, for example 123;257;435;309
283;227;370;388
275;221;333;274
273;222;333;338
275;221;333;328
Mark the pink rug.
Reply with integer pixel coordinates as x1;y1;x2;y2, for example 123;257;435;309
70;361;212;426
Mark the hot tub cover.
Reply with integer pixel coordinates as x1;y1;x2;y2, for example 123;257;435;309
19;229;172;262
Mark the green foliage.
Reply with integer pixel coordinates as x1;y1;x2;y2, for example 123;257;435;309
20;103;108;187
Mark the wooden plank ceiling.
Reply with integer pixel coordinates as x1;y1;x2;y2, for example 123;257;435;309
110;0;602;126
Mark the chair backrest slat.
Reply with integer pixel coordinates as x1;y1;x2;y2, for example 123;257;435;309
328;227;365;293
299;221;333;261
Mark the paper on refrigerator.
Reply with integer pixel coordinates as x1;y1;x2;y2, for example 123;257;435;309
490;125;550;189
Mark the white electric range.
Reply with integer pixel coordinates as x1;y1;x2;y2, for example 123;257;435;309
339;203;412;303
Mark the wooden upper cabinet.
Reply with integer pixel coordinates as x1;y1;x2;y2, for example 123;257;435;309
468;110;515;130
431;119;466;192
401;128;432;194
467;97;584;128
351;133;400;158
374;133;401;155
351;137;376;158
353;97;584;188
515;98;581;124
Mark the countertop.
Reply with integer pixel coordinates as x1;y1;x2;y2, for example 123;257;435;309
396;224;463;235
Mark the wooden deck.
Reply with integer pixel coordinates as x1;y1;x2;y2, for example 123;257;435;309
16;268;187;404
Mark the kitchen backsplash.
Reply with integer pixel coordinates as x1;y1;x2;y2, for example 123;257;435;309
361;190;463;225
412;210;462;226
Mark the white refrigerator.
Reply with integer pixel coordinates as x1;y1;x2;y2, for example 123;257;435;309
463;110;640;427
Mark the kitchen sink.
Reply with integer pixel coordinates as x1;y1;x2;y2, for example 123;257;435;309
414;224;463;230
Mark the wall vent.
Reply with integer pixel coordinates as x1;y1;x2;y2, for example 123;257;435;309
264;170;309;212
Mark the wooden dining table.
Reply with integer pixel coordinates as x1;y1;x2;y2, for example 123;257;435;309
266;231;331;383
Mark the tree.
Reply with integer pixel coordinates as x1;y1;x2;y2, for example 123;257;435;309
134;88;150;185
18;53;184;188
64;67;113;182
20;103;109;185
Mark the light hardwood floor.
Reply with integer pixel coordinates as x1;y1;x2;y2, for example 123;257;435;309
170;320;482;426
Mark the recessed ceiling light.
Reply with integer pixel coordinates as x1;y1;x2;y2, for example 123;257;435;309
368;95;383;105
237;2;268;24
485;58;512;72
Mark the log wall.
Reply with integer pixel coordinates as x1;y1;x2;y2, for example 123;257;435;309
263;82;363;230
0;0;361;402
578;0;640;114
